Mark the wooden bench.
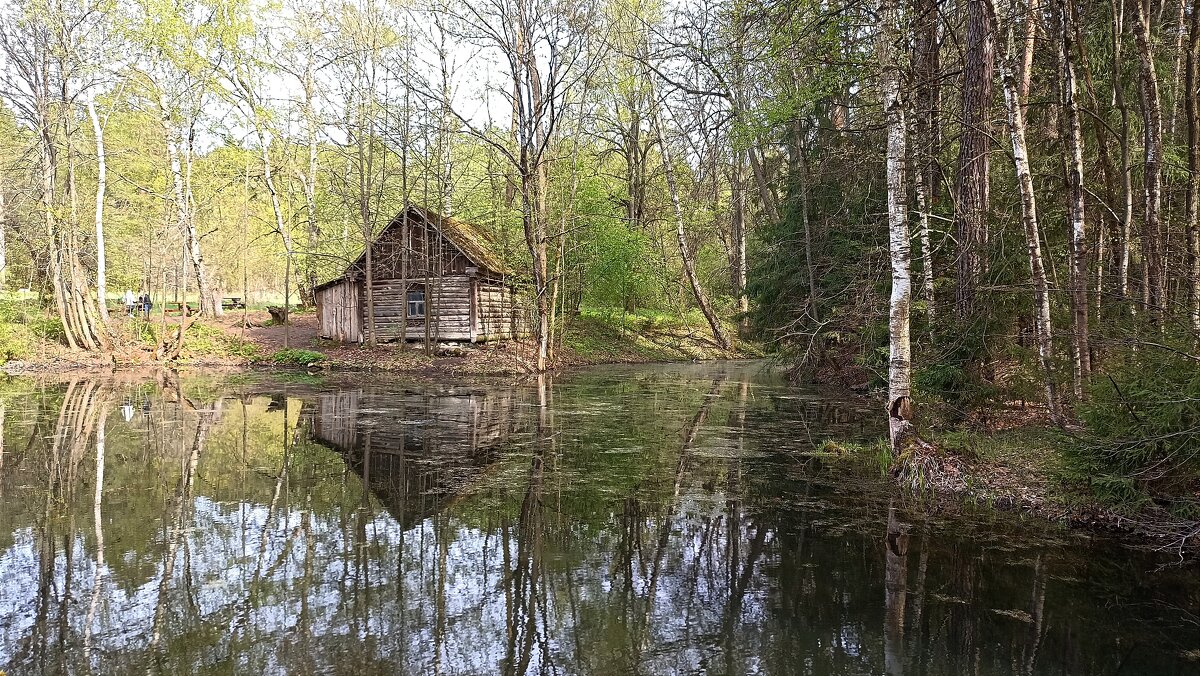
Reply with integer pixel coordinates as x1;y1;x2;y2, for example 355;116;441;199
222;297;246;310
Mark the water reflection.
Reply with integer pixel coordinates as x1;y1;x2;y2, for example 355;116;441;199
0;363;1196;675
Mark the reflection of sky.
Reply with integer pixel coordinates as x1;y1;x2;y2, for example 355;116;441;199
0;485;781;674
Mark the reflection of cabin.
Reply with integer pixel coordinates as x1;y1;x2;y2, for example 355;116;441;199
314;205;527;343
305;386;527;529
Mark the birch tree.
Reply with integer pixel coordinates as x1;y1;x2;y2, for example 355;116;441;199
132;0;223;317
1057;0;1090;398
990;0;1063;424
879;0;915;451
1131;0;1165;317
1188;0;1200;337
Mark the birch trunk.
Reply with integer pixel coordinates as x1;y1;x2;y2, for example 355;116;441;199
1188;0;1200;336
87;99;111;327
301;60;320;307
1068;10;1117;319
913;0;940;330
881;0;915;451
652;110;733;352
160;96;218;318
40;125;78;350
1132;0;1166;317
1059;0;1091;398
258;130;293;347
992;0;1064;423
1113;0;1135;302
0;182;7;291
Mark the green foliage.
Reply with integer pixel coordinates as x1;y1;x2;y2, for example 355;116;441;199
0;324;31;363
1069;351;1200;513
179;323;261;361
0;297;59;359
270;348;326;367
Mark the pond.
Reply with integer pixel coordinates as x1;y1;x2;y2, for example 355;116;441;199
0;361;1196;675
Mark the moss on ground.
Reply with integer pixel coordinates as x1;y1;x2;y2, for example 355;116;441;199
561;308;762;365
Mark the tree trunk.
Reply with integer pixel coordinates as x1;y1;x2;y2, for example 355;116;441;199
87;99;111;328
0;182;7;291
730;151;749;331
40;128;78;350
747;144;780;223
954;0;995;319
1059;0;1091;398
912;0;941;330
795;138;819;319
1069;9;1117;320
1114;0;1135;303
521;162;551;370
161;99;218;318
1132;0;1166;318
301;61;320;308
1188;0;1200;336
653;111;733;352
993;0;1064;424
881;0;915;451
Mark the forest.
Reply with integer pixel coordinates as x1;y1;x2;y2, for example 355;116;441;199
0;0;1198;520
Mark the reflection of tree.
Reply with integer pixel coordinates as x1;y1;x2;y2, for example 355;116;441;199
884;504;909;676
629;380;722;666
9;379;112;671
503;376;551;676
150;385;212;652
1021;555;1047;676
83;393;112;658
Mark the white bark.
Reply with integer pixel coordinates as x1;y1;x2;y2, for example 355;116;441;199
0;184;7;291
993;1;1064;423
881;0;914;451
915;142;935;332
88;98;111;325
161;94;219;318
652;108;733;352
1060;0;1090;398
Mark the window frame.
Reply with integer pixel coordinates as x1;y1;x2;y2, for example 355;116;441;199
406;287;426;319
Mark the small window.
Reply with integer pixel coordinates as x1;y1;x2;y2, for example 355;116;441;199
407;289;426;318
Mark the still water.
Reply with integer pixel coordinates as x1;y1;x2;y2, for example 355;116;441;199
0;361;1196;675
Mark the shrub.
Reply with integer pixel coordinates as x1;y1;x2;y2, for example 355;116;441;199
1069;352;1200;512
178;323;261;360
271;348;326;367
0;322;32;363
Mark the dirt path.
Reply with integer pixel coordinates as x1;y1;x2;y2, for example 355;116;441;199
215;311;324;352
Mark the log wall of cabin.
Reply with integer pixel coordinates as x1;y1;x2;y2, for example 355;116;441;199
475;281;524;341
315;278;362;342
362;274;474;341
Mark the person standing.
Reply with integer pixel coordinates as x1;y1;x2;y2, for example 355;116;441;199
123;289;136;317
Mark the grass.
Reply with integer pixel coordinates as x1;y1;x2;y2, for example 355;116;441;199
561;306;760;365
269;348;326;367
175;323;262;361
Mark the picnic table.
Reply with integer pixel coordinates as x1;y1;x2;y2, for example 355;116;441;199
222;297;246;310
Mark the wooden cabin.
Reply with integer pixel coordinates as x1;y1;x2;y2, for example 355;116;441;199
314;206;526;343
